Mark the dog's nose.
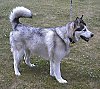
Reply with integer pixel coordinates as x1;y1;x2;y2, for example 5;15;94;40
91;33;94;37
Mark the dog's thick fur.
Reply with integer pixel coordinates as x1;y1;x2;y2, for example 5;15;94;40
9;7;94;83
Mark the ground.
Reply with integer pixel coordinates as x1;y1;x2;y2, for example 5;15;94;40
0;0;100;89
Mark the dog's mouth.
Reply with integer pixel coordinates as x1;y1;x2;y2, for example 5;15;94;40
80;35;89;42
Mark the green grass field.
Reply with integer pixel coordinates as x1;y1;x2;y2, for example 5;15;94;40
0;0;100;89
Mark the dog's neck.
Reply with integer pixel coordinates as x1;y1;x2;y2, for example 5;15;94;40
66;22;76;43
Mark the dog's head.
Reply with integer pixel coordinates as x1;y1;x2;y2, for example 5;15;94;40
72;15;94;42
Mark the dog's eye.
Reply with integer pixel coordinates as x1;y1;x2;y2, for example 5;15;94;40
83;29;86;31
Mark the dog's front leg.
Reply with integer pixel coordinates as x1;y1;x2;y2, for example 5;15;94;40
50;60;55;76
54;61;67;83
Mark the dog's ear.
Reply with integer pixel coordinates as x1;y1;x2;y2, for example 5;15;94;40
80;15;83;19
76;17;79;20
74;17;80;26
80;15;86;25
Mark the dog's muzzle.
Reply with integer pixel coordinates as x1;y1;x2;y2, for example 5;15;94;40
80;33;94;42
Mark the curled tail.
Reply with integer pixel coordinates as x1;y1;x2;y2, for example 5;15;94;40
9;6;32;28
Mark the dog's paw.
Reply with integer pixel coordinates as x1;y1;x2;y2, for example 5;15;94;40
50;73;55;77
57;79;68;83
50;71;55;77
30;64;35;67
15;72;21;76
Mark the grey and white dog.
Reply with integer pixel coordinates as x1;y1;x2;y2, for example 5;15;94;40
9;7;94;83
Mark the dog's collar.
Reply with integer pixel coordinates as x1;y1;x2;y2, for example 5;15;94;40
68;30;76;44
68;37;75;44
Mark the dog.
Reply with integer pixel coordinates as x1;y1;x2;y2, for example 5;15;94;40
9;6;94;83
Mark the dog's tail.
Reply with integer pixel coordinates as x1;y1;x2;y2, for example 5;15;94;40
9;6;32;28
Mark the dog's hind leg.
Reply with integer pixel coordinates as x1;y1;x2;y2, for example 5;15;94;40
13;49;24;76
24;50;35;67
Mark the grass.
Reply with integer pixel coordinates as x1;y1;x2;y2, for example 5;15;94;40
0;0;100;89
